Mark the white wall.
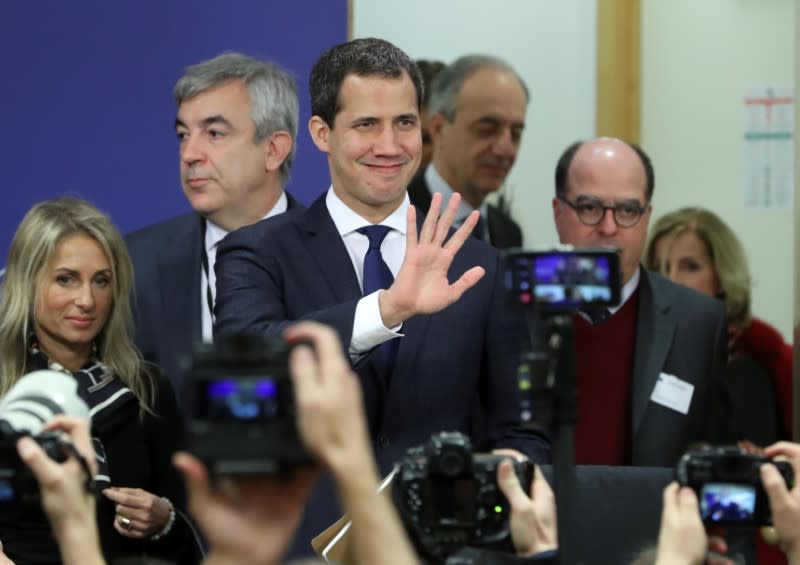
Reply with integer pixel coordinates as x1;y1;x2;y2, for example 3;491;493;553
642;0;796;340
354;0;796;340
353;0;597;250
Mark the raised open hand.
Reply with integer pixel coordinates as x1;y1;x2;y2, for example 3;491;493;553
379;192;485;328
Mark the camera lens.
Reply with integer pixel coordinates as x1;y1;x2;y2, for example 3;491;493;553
438;447;468;476
0;370;89;434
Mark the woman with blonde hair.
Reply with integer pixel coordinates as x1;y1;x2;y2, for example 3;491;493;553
0;197;188;563
645;207;792;444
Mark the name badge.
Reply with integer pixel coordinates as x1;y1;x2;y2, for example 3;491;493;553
650;372;694;415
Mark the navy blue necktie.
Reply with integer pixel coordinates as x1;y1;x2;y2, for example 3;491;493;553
358;225;394;295
357;225;398;373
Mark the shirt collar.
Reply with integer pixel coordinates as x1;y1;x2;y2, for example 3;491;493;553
204;191;288;252
325;186;408;235
610;266;641;314
425;164;489;220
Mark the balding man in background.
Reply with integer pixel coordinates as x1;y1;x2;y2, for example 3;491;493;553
551;137;733;467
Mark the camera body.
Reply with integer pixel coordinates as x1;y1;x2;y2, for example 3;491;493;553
676;446;794;525
0;369;89;506
0;428;70;506
504;246;621;314
185;333;311;475
393;432;533;561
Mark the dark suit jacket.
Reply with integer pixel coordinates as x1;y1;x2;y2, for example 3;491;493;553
214;194;549;558
629;269;732;466
214;193;550;466
125;192;302;407
407;171;523;249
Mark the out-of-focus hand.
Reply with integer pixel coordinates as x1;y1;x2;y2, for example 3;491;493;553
496;460;557;557
174;452;318;565
0;543;15;565
378;193;485;328
17;416;97;533
654;482;707;565
762;441;800;561
284;321;373;474
102;486;171;539
17;415;103;565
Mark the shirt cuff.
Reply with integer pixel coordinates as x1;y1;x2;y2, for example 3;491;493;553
349;291;403;355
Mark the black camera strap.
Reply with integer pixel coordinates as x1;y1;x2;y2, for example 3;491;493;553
200;218;216;325
61;440;97;495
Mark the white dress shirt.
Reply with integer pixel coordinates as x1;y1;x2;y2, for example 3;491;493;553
325;187;407;355
201;191;288;342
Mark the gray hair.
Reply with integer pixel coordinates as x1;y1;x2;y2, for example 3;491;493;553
173;52;299;186
427;54;529;120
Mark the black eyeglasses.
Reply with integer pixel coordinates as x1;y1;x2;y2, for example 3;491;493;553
558;195;647;228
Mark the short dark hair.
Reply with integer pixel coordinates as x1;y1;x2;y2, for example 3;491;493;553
310;37;424;127
554;139;655;202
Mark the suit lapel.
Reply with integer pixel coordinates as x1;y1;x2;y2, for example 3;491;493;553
159;215;203;361
407;172;433;213
631;270;677;434
296;195;362;302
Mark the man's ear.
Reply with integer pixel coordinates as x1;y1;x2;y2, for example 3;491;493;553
308;115;331;153
264;131;293;174
428;112;447;145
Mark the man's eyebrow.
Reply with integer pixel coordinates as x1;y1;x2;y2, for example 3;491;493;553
174;115;233;130
200;115;233;129
396;113;418;122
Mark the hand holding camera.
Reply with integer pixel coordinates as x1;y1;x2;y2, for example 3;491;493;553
496;460;557;558
16;415;103;565
676;445;794;526
761;442;800;560
393;431;534;561
180;321;418;565
284;321;374;478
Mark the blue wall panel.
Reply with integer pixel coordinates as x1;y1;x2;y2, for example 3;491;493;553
0;1;348;266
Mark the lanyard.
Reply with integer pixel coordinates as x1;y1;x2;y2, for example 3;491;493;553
199;219;215;323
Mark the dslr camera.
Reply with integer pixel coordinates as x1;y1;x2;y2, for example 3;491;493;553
185;333;311;475
392;431;533;561
504;246;621;314
0;369;90;507
676;445;795;525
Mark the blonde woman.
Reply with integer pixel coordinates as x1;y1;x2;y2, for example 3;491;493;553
0;197;187;563
645;207;792;445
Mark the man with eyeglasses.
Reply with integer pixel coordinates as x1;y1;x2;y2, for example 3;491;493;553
551;137;733;467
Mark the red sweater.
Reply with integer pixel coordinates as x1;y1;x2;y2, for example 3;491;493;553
573;288;639;465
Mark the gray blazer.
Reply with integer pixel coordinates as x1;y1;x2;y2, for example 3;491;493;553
630;269;732;466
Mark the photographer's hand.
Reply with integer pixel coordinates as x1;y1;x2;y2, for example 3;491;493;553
0;545;14;565
173;452;318;565
17;416;104;565
762;441;800;563
654;482;708;565
497;460;557;557
285;321;418;565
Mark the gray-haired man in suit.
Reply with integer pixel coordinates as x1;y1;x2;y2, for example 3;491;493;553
126;53;303;407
